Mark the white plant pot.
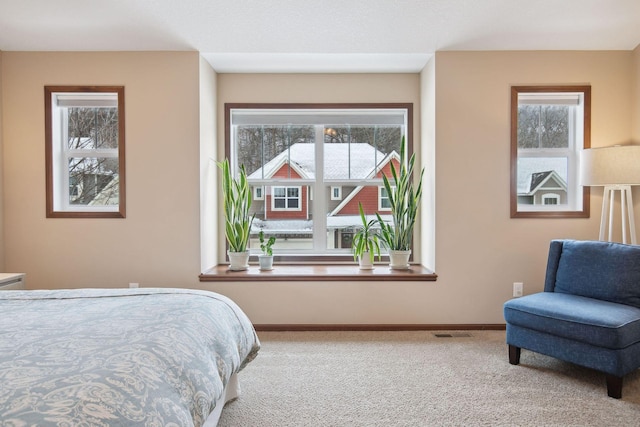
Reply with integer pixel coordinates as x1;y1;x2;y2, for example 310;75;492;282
227;250;250;271
389;250;411;270
358;251;374;270
259;254;274;271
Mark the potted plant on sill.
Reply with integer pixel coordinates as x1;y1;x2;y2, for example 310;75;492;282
258;230;276;271
219;158;255;271
376;136;424;270
352;202;381;270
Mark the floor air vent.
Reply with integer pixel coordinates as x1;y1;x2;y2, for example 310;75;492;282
434;333;472;338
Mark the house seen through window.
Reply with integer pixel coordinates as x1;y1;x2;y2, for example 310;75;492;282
226;103;413;259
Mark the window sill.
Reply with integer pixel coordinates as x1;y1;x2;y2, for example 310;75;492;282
199;264;437;282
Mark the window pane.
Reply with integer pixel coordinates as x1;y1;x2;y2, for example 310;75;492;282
517;105;569;149
239;125;315;180
516;157;568;206
323;125;402;180
68;157;119;206
68;107;119;150
326;185;392;251
251;185;313;251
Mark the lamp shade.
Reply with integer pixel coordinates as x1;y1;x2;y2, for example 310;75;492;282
580;145;640;186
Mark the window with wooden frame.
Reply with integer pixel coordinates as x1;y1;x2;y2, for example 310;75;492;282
45;86;126;218
510;85;590;218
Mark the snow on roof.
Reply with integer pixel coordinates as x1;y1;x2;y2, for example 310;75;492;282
517;158;568;194
248;143;390;180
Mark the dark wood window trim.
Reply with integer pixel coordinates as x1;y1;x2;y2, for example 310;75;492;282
199;264;437;282
45;85;126;218
510;85;590;219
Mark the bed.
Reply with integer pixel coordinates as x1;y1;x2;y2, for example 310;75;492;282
0;288;260;426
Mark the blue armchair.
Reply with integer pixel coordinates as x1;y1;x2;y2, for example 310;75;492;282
504;239;640;398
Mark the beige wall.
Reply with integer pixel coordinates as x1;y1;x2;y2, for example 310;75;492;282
633;44;640;141
432;51;633;324
0;50;4;272
199;56;218;272
1;51;203;289
1;50;638;325
420;56;436;270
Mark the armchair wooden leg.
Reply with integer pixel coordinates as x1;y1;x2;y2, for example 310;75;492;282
508;345;521;365
606;375;623;399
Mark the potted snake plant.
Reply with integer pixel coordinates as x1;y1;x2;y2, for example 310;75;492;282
218;158;255;271
376;136;424;269
352;202;381;270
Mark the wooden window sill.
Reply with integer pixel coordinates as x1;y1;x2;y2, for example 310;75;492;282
199;264;437;282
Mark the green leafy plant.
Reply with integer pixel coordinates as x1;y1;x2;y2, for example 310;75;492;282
218;158;255;253
376;136;424;251
259;230;276;256
352;202;381;263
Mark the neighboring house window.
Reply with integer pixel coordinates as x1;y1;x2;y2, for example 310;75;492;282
254;186;264;200
379;187;392;210
226;103;412;258
331;186;342;200
511;86;590;218
272;186;301;210
45;86;125;218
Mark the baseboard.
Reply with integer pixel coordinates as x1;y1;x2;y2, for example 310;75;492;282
253;324;506;332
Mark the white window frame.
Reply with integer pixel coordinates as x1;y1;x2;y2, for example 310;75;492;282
254;186;264;200
45;86;125;218
271;186;302;211
226;103;413;258
378;186;392;211
331;186;342;201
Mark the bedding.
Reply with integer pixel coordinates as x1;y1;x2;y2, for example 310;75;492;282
0;288;260;426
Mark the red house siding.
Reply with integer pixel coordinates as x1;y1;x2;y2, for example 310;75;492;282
335;159;400;216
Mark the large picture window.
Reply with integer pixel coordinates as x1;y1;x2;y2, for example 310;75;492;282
45;86;126;218
510;86;590;218
225;103;413;259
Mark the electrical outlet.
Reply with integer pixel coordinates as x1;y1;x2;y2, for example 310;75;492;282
513;282;523;297
129;282;139;288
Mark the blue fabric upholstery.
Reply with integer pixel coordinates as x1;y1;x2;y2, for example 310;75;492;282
504;292;640;349
553;240;640;308
504;239;640;397
506;324;640;377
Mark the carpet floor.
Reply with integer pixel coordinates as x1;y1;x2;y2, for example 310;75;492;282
217;330;640;426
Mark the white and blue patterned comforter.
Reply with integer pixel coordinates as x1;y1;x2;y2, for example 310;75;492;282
0;288;260;426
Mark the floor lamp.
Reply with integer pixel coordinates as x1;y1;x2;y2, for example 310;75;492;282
580;145;640;245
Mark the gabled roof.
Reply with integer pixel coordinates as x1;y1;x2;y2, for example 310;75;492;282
329;150;401;216
522;170;567;195
517;158;568;194
247;143;390;180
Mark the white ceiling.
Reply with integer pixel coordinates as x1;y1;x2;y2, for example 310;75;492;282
1;0;640;73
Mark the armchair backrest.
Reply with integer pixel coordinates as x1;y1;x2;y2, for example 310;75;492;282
544;239;640;308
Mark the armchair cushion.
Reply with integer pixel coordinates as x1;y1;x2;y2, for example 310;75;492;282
504;292;640;349
554;240;640;308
